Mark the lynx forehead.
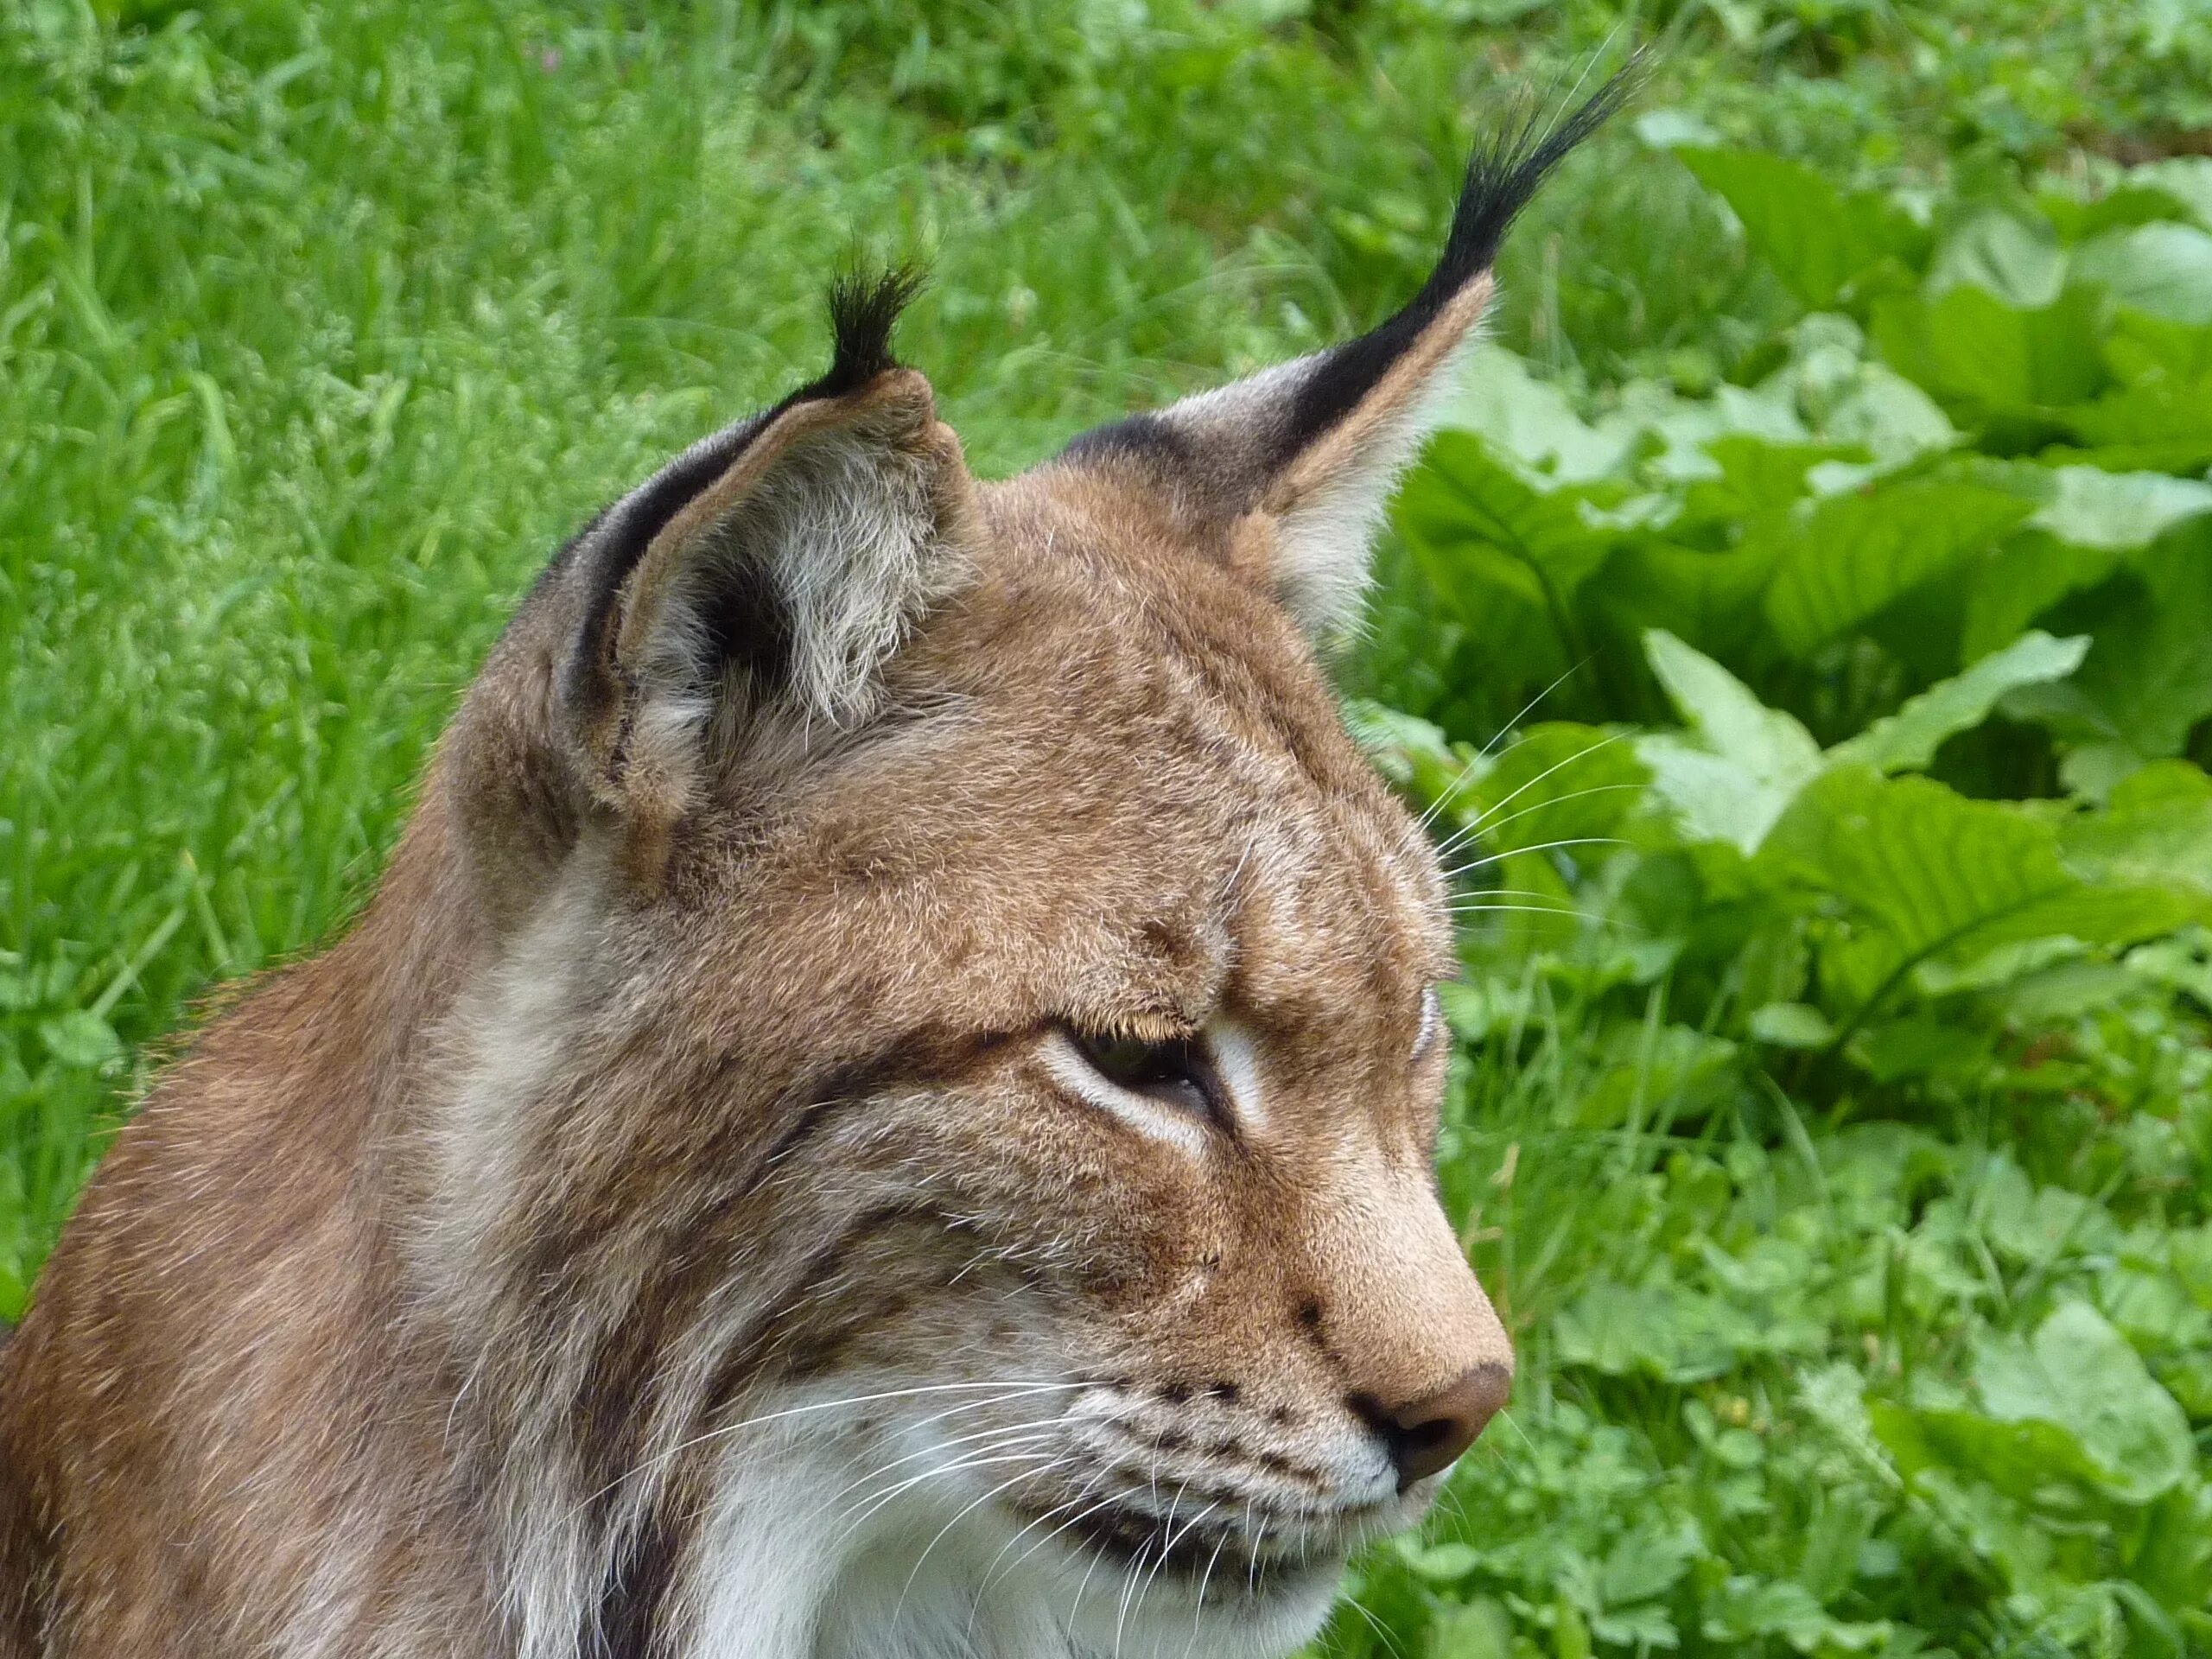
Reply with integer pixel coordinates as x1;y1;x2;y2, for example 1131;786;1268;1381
0;80;1628;1659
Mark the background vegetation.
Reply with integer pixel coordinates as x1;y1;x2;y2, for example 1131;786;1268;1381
7;1;2212;1653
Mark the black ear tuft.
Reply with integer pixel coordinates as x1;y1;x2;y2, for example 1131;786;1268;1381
1427;60;1643;313
809;266;927;400
1281;59;1640;462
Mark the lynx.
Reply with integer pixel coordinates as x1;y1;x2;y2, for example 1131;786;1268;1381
0;82;1624;1659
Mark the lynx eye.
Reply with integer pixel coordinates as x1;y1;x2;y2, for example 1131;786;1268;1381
1068;1028;1223;1122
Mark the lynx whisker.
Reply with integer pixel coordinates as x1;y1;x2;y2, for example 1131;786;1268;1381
1442;783;1645;858
824;1409;1077;1512
1415;658;1592;830
1181;1519;1235;1657
890;1454;1082;1628
1432;732;1634;856
1444;834;1627;880
573;1379;1087;1520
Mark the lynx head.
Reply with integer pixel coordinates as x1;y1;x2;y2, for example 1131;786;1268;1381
423;82;1625;1659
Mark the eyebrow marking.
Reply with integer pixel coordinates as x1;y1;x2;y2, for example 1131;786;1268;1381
1413;985;1441;1058
1206;1017;1265;1136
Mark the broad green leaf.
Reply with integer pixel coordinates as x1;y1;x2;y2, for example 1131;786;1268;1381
1700;1577;1870;1652
2062;761;2212;889
1453;723;1646;856
2126;156;2212;231
1590;537;1776;660
1749;1001;1834;1047
1961;533;2120;663
1872;1400;2106;1505
1398;432;1611;674
1554;1279;1742;1382
1433;344;1635;483
1928;211;2066;308
1599;1516;1703;1605
1344;700;1469;805
1829;630;2088;773
1759;478;2034;655
2063;518;2212;756
1637;631;1822;854
1758;768;2207;1001
2027;466;2212;550
1397;1539;1481;1583
2074;222;2212;323
1678;149;1927;308
1871;283;2107;418
2065;313;2212;467
38;1010;122;1070
1973;1301;2195;1503
1425;1597;1515;1659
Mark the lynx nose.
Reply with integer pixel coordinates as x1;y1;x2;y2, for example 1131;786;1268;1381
1370;1361;1512;1489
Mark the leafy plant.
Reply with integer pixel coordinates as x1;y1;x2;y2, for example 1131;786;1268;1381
1337;123;2212;1659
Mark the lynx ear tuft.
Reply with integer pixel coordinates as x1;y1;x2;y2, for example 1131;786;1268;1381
552;272;975;821
812;267;929;398
1057;65;1637;644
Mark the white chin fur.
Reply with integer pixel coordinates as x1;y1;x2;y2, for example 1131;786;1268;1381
679;1419;1341;1659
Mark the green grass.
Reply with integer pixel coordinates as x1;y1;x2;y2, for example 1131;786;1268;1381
9;2;2212;1655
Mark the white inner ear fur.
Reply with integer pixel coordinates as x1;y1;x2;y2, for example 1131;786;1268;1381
1261;276;1496;643
617;390;970;809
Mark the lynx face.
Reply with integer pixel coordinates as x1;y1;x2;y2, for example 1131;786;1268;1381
439;446;1507;1658
0;80;1627;1659
431;91;1624;1659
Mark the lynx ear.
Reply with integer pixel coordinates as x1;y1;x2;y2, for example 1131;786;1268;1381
556;272;976;822
1058;73;1632;642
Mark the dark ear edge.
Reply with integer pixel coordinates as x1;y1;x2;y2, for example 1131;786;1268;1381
1060;62;1640;482
1274;62;1640;470
559;269;930;754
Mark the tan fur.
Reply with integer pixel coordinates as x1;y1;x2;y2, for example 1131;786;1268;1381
0;189;1537;1657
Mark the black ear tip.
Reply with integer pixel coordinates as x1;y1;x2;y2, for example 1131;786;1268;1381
818;265;928;397
1438;53;1643;288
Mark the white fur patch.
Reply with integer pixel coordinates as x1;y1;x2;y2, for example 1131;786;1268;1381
673;1392;1346;1659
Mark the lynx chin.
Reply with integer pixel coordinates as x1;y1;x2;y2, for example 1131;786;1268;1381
0;77;1628;1659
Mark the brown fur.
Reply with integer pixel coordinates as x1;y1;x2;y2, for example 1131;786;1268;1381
0;90;1630;1656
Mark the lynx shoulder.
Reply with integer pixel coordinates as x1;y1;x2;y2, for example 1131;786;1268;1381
0;78;1627;1659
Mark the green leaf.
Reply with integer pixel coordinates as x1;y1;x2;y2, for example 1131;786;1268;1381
1398;432;1612;677
1758;478;2034;655
1453;723;1647;856
1424;1597;1515;1659
1973;1301;2196;1503
1961;532;2121;663
1637;630;1823;854
2063;762;2212;889
1432;344;1634;484
1678;149;1927;308
2074;222;2212;323
1397;1538;1482;1583
1828;630;2088;774
1871;283;2107;418
1758;768;2208;1007
1699;1578;1833;1650
2063;518;2212;757
1554;1279;1742;1382
1928;211;2066;308
2026;465;2212;550
38;1010;123;1070
1749;1001;1834;1047
1599;1516;1704;1605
